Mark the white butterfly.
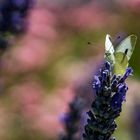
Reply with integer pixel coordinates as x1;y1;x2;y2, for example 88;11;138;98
104;34;137;75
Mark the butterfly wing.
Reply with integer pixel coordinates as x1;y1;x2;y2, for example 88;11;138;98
104;34;115;64
114;35;137;75
114;52;128;75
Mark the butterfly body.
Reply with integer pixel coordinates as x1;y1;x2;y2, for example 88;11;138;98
104;34;137;75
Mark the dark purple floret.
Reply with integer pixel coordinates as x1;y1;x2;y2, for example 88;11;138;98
121;67;133;82
83;61;132;140
111;84;128;109
93;76;101;94
105;61;111;70
120;67;133;83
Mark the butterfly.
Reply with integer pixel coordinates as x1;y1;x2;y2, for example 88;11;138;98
104;34;137;75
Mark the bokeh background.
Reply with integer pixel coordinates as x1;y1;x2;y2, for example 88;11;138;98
0;0;140;140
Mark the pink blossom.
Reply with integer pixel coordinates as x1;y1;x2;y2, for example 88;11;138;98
60;2;112;30
120;0;140;11
28;8;58;40
11;82;74;138
2;40;49;73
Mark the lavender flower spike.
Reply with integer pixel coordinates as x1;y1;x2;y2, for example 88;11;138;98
60;96;84;140
83;61;132;140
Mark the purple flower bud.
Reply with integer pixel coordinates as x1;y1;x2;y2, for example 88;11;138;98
93;76;101;90
120;67;133;83
105;61;111;70
111;79;117;89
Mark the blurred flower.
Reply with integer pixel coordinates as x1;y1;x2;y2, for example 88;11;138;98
60;2;121;31
83;61;132;140
0;0;33;34
11;82;75;138
0;0;34;55
120;0;140;12
1;7;59;74
60;96;84;140
28;8;58;41
1;39;49;73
